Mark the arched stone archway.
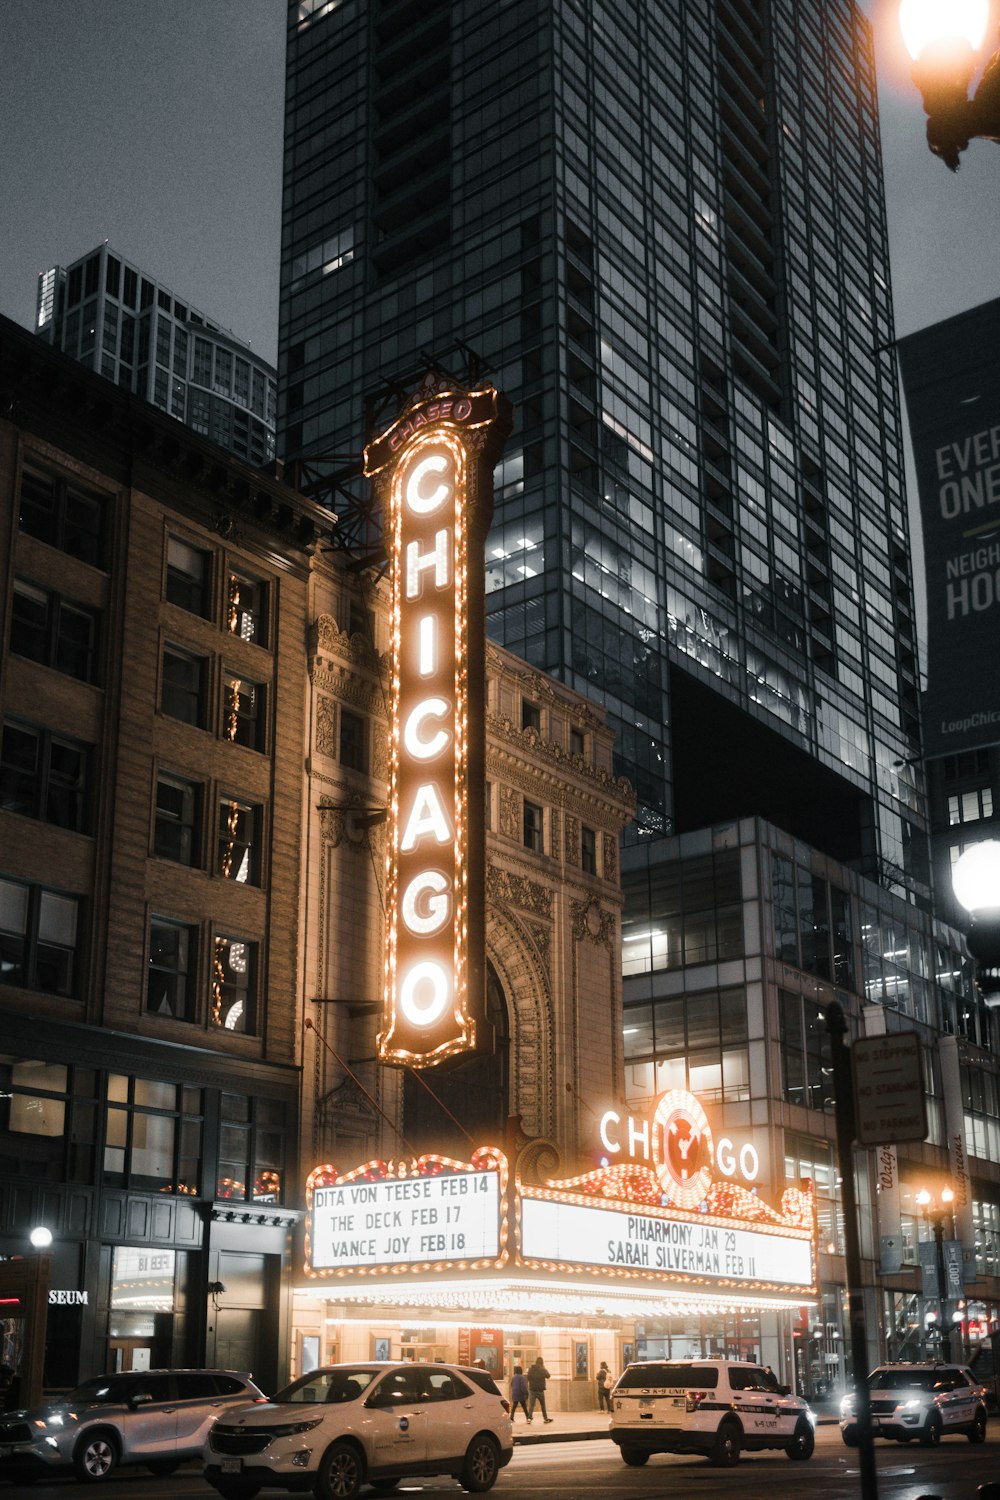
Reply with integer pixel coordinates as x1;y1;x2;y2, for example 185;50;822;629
485;903;554;1141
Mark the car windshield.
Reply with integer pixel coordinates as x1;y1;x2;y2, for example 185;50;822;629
271;1369;378;1405
616;1363;719;1390
870;1369;950;1392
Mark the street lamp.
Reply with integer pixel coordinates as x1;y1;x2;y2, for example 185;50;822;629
916;1185;955;1359
899;0;1000;169
952;840;1000;1003
28;1226;53;1251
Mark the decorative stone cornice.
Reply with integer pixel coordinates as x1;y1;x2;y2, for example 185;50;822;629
486;866;553;919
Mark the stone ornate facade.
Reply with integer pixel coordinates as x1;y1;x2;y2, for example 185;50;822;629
301;560;635;1173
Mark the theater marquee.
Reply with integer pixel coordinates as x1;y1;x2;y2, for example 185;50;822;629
364;385;512;1068
304;1089;816;1304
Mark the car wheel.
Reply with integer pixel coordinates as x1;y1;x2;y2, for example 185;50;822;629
620;1448;650;1467
841;1427;859;1448
316;1440;365;1500
919;1412;942;1448
709;1419;742;1466
73;1430;120;1482
460;1433;501;1493
786;1419;815;1460
968;1408;987;1443
147;1460;181;1476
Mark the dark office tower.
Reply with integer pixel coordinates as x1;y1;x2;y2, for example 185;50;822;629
279;0;923;890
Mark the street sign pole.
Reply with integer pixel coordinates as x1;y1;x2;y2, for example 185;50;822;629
825;999;878;1500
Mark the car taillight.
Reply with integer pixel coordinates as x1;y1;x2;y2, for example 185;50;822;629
253;1396;270;1403
500;1398;511;1415
686;1391;707;1412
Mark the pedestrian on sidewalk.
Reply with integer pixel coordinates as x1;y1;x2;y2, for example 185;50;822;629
596;1361;613;1412
527;1355;553;1422
510;1364;530;1422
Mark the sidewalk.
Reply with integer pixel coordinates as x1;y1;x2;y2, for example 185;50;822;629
512;1407;841;1445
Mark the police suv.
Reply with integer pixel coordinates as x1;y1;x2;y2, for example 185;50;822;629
609;1358;816;1467
840;1362;988;1447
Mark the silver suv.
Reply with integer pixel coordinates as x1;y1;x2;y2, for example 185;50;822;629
841;1362;989;1447
0;1368;264;1482
610;1358;815;1466
205;1361;513;1499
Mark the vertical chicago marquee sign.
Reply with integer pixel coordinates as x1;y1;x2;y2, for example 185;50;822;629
364;383;512;1067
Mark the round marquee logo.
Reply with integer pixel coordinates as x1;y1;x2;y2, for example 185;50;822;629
650;1089;714;1209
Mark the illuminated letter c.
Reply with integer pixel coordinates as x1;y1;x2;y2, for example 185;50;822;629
403;698;451;760
405;453;452;515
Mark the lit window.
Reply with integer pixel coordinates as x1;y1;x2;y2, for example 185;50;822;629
218;797;260;885
212;935;257;1033
222;673;265;751
948;787;994;825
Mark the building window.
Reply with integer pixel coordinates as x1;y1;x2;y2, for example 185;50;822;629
146;917;195;1020
581;826;597;875
222;673;265;750
18;464;105;568
212;934;257;1033
218;797;260;885
622;851;743;976
339;709;368;772
104;1075;202;1194
166;536;211;616
227;569;267;647
153;772;201;865
779;990;834;1112
785;1133;842;1254
216;1093;285;1202
485;781;492;832
770;854;854;988
0;721;89;833
570;727;586;758
0;876;80;996
161;645;207;727
623;988;749;1106
523;799;544;852
10;580;99;684
522;699;541;733
948;787;994;825
0;1058;99;1182
192;337;212;387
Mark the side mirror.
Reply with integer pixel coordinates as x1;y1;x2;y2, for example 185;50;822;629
128;1393;154;1410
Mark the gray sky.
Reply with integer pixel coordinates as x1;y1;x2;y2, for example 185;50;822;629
0;1;997;358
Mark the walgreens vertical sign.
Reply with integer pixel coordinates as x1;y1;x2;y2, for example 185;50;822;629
365;386;511;1067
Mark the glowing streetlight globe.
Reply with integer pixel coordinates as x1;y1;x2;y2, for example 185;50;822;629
899;0;989;61
29;1226;53;1249
952;840;1000;914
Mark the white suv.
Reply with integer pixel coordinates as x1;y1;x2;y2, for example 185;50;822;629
609;1358;815;1467
204;1362;513;1499
840;1363;988;1447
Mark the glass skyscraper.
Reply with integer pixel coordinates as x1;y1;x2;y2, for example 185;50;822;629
278;0;923;895
38;243;278;466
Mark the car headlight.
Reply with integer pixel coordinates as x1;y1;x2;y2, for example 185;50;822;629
262;1420;323;1438
902;1399;923;1410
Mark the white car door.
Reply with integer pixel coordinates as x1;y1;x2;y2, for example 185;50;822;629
364;1368;428;1472
729;1367;781;1440
420;1368;479;1466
